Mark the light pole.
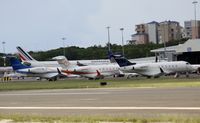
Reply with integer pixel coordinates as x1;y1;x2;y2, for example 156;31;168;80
106;26;111;52
164;22;167;60
193;0;198;39
2;41;6;66
61;37;66;56
120;28;125;56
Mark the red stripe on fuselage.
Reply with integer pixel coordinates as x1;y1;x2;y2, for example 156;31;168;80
61;70;97;75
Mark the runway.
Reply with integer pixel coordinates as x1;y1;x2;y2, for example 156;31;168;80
0;87;200;116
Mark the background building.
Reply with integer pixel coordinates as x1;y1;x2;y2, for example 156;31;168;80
158;21;182;44
151;39;200;64
147;21;159;44
129;20;182;45
191;20;200;39
184;20;200;39
131;33;148;45
184;21;193;39
135;24;148;34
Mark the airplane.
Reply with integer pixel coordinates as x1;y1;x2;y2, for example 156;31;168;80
0;66;13;78
110;53;196;78
53;56;121;79
16;46;111;67
17;46;138;79
8;56;60;81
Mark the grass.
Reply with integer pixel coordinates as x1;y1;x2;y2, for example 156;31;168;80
0;114;200;123
1;78;200;122
0;77;200;91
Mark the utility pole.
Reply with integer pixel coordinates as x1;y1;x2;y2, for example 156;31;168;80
120;28;125;56
2;41;6;66
61;37;66;56
193;1;198;39
106;26;111;52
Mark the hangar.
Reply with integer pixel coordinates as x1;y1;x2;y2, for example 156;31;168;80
151;39;200;64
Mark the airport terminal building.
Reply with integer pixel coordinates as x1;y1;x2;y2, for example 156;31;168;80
151;39;200;64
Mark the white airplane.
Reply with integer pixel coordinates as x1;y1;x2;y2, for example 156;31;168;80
0;66;13;78
8;56;60;81
16;46;110;67
53;56;121;79
110;54;196;78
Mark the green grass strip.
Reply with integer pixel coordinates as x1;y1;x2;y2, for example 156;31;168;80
0;114;200;123
1;77;200;91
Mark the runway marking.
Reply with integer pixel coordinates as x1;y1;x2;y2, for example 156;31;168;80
0;92;109;96
80;98;98;101
1;107;200;110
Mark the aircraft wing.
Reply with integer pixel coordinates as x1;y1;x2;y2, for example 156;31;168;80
40;73;59;79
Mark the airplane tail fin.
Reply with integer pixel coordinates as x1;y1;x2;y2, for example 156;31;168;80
7;56;31;70
109;52;136;67
108;51;116;63
52;56;71;69
16;46;37;61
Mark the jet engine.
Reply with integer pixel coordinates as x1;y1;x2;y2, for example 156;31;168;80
28;67;48;74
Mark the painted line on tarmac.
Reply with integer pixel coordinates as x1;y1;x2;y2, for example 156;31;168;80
1;107;200;110
0;92;109;96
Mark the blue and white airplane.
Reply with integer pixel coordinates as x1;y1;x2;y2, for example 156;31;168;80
8;56;59;81
109;53;197;78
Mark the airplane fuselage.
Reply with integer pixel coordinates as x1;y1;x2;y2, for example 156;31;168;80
61;63;120;79
120;61;195;77
22;60;110;67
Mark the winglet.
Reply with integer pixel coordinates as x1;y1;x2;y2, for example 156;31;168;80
160;67;164;73
96;70;101;76
57;68;61;74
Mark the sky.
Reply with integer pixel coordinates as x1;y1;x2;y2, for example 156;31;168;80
0;0;198;53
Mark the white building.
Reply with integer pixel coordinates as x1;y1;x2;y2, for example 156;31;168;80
147;21;159;44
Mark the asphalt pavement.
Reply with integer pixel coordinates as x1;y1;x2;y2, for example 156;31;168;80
0;87;200;116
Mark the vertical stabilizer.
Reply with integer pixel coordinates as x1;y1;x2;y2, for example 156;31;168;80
8;57;31;70
109;52;136;67
52;56;71;69
16;46;37;61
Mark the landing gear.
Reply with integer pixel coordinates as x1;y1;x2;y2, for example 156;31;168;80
146;76;151;79
126;75;132;79
174;73;179;78
153;76;160;78
185;72;189;78
48;77;57;81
